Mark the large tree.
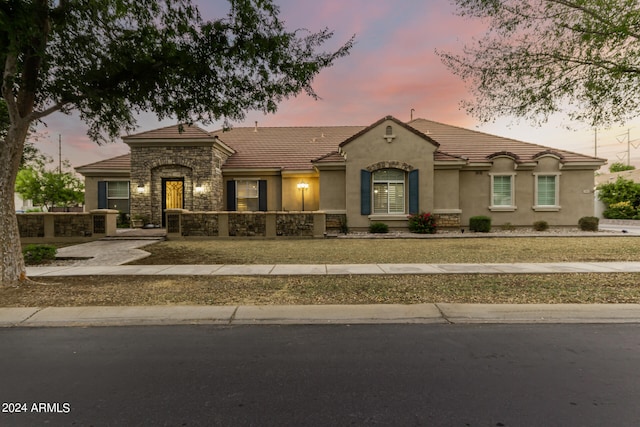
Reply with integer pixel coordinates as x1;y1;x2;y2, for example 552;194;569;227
1;0;352;284
437;0;640;127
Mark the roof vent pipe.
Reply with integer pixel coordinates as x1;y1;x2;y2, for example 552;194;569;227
254;121;258;132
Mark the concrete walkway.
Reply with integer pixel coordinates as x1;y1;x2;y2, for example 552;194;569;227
26;261;640;276
2;303;640;328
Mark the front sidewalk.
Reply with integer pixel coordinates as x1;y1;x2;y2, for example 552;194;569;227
2;303;640;327
26;261;640;277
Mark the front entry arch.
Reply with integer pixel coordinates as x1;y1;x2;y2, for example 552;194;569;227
162;178;184;226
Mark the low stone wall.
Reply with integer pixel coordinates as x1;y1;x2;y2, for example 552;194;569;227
18;210;119;241
166;210;326;238
433;212;461;228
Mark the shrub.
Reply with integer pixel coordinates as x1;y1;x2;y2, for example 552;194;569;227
603;201;637;219
369;222;389;234
407;212;437;234
533;220;549;231
578;216;599;232
22;244;57;265
469;216;491;232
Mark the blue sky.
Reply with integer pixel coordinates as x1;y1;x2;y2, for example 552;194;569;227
36;0;640;171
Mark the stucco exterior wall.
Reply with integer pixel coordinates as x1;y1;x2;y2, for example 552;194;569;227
281;176;319;212
433;169;460;211
459;156;597;227
341;119;437;230
317;168;346;212
83;175;130;212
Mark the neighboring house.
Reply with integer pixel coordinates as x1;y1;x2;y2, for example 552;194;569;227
14;192;34;212
76;116;605;230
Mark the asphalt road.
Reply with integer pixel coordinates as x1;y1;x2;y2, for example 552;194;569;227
1;324;639;426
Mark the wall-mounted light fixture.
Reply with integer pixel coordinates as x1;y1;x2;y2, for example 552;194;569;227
195;183;204;194
137;184;145;194
297;182;309;211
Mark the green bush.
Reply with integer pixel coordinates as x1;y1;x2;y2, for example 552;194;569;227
407;212;437;234
578;216;599;232
469;216;491;232
603;201;637;219
533;220;549;231
369;222;389;234
22;244;57;265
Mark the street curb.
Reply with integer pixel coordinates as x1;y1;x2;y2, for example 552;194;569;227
2;304;640;327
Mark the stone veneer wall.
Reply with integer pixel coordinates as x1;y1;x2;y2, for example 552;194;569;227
181;213;219;237
130;145;230;225
276;213;314;237
17;215;45;237
325;214;347;232
433;212;461;228
54;215;93;237
18;210;118;240
228;213;266;237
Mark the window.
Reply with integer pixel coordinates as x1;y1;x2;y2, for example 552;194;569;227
534;174;560;210
98;181;130;213
236;180;259;211
490;174;515;210
373;169;405;214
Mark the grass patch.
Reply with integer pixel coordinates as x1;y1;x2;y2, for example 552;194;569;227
3;273;640;307
127;237;640;265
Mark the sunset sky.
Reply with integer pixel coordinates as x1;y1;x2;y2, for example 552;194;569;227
37;0;640;171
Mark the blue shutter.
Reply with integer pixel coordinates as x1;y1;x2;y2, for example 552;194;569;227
409;169;419;214
361;170;371;215
98;181;107;209
226;180;236;211
258;180;267;211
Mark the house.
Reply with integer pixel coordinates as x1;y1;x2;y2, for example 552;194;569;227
76;116;605;232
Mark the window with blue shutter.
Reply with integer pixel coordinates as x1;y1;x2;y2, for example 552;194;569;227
98;181;107;209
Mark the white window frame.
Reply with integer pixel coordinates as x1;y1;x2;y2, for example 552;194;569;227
106;181;130;213
533;173;561;211
372;169;405;215
236;180;259;212
489;173;516;211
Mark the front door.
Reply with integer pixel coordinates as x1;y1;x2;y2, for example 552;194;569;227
162;178;184;226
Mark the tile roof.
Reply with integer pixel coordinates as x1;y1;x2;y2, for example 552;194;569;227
78;117;604;173
124;124;213;140
408;119;602;163
214;125;364;170
76;154;131;172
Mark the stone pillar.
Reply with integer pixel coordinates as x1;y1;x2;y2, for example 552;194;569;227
313;212;326;238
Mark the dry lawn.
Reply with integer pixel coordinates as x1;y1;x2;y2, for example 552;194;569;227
128;236;640;265
5;236;640;307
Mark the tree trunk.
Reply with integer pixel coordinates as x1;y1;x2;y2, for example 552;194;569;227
1;121;30;285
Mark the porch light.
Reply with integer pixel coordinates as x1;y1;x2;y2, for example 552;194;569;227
297;182;309;211
195;183;204;193
137;184;145;194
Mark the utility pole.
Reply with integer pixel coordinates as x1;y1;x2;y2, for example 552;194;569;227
58;134;62;174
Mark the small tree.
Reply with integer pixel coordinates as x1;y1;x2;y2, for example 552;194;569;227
609;162;636;173
16;167;84;211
